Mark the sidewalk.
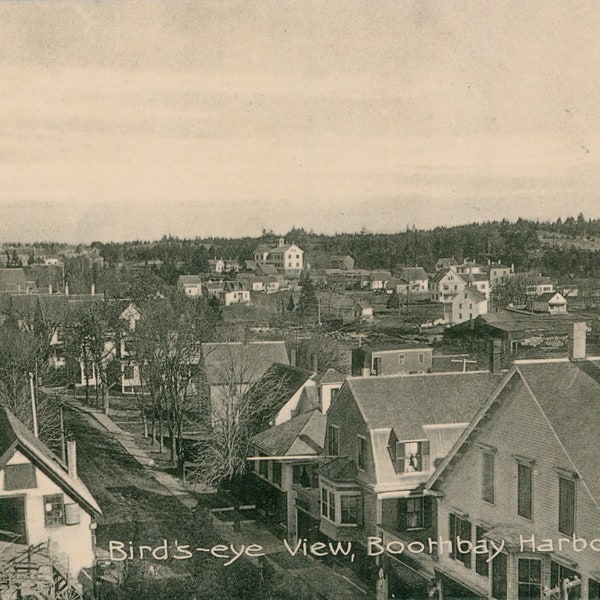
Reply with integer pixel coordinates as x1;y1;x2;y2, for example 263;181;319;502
66;399;369;598
65;399;199;509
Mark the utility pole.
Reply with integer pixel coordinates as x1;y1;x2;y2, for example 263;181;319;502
29;372;38;438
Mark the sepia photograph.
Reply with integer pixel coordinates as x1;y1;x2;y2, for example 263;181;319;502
1;1;600;598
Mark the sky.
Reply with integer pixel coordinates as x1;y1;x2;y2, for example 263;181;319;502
2;0;600;242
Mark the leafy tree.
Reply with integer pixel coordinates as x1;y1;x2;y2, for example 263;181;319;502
287;294;295;313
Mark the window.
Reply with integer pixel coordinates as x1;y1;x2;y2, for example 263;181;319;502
559;476;576;536
405;497;424;529
44;494;65;527
518;558;542;600
517;463;533;520
4;464;36;491
340;495;360;525
475;525;489;577
321;488;335;521
123;365;135;380
492;552;508;600
550;562;580;600
398;354;405;365
482;452;495;504
259;456;268;477
396;441;430;473
272;462;282;487
357;436;366;470
418;353;424;364
327;426;340;456
449;513;471;568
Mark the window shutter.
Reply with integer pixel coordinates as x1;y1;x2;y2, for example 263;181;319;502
421;441;430;471
423;496;433;530
398;499;408;530
396;442;405;473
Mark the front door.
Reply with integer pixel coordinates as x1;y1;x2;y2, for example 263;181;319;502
0;496;27;544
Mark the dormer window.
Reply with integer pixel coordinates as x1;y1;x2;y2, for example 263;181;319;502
396;441;430;473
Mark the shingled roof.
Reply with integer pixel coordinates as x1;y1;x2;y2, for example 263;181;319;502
346;371;504;441
428;359;600;507
251;409;325;457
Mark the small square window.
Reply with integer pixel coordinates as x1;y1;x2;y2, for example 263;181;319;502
44;494;65;527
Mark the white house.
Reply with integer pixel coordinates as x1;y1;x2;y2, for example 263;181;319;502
431;268;466;303
0;409;101;589
254;239;304;277
528;291;568;314
177;275;203;296
451;287;488;324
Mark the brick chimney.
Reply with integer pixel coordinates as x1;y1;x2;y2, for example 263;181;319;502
569;322;587;360
67;440;77;480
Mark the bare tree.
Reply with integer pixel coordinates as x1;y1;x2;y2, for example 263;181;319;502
132;296;215;466
66;300;121;413
189;351;292;489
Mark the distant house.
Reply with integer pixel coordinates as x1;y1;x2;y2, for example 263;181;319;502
208;258;225;274
488;262;514;288
200;341;290;427
451;287;488;324
0;409;102;588
426;325;600;600
456;261;484;275
223;259;240;272
430;268;466;303
528;291;567;314
354;301;373;322
329;255;355;271
222;281;251;306
254;238;304;277
0;268;35;294
399;267;429;293
463;272;490;300
177;274;203;296
367;270;392;291
436;257;458;271
351;345;433;376
525;276;555;296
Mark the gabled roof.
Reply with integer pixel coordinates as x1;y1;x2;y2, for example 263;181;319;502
536;291;565;302
427;360;600;507
251;409;325;457
318;368;345;385
345;371;504;441
460;287;487;303
201;342;290;385
0;409;101;517
294;386;319;416
244;362;314;425
178;275;203;285
400;267;428;281
431;268;464;285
